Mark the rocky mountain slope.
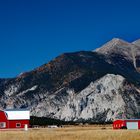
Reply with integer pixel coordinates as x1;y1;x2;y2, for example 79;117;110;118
133;39;140;46
31;74;140;122
0;38;140;122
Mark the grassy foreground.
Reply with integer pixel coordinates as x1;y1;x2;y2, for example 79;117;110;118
0;125;140;140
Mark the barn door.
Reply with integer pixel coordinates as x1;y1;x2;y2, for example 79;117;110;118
126;122;138;130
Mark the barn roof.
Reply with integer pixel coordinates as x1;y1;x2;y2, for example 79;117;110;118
114;119;140;122
4;109;30;120
5;109;29;111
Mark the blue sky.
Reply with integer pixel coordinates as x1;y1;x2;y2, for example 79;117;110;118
0;0;140;78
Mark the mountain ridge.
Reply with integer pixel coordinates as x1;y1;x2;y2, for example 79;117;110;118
0;38;140;122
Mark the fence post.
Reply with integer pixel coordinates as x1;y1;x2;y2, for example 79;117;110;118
24;124;28;131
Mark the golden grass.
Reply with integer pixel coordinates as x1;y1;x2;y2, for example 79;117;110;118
0;125;140;140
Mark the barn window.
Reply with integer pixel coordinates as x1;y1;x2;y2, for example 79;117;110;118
16;123;21;128
0;122;6;128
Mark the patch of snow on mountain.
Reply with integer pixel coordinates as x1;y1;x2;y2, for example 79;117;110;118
17;85;38;96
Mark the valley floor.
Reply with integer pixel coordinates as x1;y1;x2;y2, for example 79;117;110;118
0;125;140;140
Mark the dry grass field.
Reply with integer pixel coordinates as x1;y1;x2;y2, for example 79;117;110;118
0;125;140;140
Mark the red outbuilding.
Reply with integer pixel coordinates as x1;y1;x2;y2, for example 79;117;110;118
0;109;30;129
113;119;140;130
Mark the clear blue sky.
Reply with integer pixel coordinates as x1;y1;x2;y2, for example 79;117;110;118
0;0;140;78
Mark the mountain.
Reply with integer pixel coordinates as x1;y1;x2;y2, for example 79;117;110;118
31;74;140;122
0;38;140;122
133;39;140;46
95;38;140;69
95;38;140;83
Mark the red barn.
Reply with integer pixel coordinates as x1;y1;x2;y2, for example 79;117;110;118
113;119;140;130
0;109;30;129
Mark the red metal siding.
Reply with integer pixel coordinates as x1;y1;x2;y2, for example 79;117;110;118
113;120;125;129
0;111;8;129
0;111;7;121
8;120;29;128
